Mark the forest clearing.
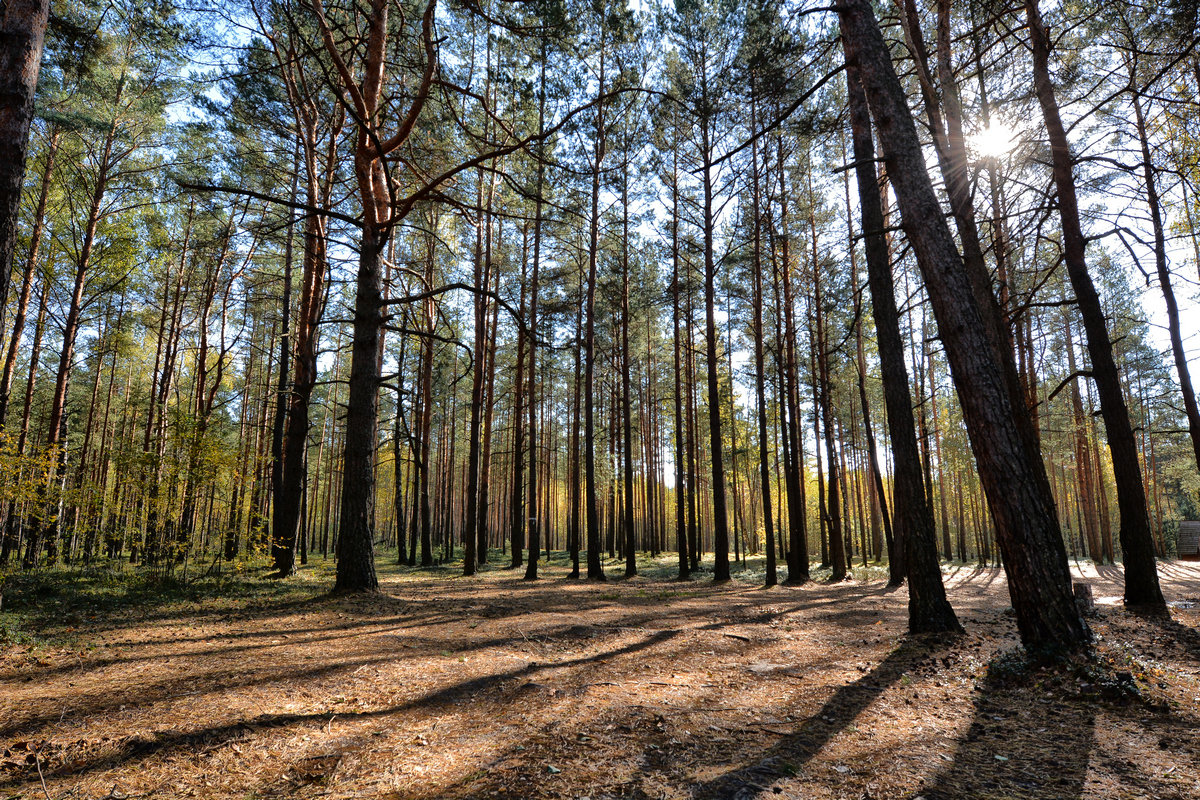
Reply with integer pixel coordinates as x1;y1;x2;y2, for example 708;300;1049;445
2;558;1200;800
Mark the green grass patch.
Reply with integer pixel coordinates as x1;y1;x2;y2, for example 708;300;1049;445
0;556;331;644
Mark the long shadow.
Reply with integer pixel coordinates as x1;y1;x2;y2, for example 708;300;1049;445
1093;563;1126;590
3;577;902;738
1139;609;1200;664
0;627;681;789
2;568;912;785
0;579;707;683
0;647;406;741
683;637;940;799
949;565;1003;596
920;654;1096;800
0;616;420;682
0;616;653;740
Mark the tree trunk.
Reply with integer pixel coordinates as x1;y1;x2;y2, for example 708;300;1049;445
0;128;55;429
333;226;384;593
776;136;809;583
621;162;637;578
583;49;607;582
811;213;847;581
0;0;50;333
1026;0;1163;609
524;74;546;579
699;77;731;582
671;132;690;581
839;0;1088;652
750;87;777;587
1130;87;1200;476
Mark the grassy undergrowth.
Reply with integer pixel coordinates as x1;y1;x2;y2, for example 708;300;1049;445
0;557;331;646
1;547;902;648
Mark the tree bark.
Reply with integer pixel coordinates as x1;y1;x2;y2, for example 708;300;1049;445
0;128;55;429
750;87;777;587
839;0;1088;652
1026;0;1163;608
333;226;384;593
583;47;607;581
1130;86;1200;478
0;0;50;333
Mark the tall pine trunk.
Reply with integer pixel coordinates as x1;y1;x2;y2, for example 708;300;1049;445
0;0;50;332
1026;0;1163;608
839;0;1088;653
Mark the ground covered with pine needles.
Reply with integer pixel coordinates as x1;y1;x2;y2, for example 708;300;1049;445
2;556;1199;800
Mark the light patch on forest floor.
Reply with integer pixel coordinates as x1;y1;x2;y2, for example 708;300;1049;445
2;557;1199;799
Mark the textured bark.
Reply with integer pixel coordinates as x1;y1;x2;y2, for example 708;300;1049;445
462;195;484;575
621;162;637;578
0;128;55;429
270;173;298;575
848;48;957;630
670;132;690;581
510;246;528;569
477;204;502;565
1064;314;1103;562
813;256;846;581
568;262;583;579
1026;0;1163;609
750;90;777;587
839;0;1088;652
333;228;383;593
583;48;606;581
523;113;543;581
312;0;437;593
417;304;434;568
0;0;50;333
776;137;809;583
697;67;731;582
1131;88;1200;478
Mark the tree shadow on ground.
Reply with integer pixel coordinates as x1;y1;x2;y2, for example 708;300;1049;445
919;652;1096;800
0;627;682;789
1136;607;1200;664
681;636;945;799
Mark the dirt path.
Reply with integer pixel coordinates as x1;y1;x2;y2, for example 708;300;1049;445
3;559;1199;799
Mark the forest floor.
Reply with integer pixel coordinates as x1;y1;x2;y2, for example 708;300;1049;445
2;554;1200;800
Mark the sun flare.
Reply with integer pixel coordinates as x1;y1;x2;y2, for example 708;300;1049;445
969;123;1020;158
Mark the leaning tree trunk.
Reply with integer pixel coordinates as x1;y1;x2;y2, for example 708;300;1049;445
1130;88;1200;479
845;51;959;631
839;0;1088;653
1026;0;1163;609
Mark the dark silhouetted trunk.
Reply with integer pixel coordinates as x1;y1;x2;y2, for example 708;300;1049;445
1026;0;1162;609
839;0;1088;652
846;49;957;630
0;0;50;332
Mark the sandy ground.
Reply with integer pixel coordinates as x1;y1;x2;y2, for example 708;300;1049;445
2;558;1199;800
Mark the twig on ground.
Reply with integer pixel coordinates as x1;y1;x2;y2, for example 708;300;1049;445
33;746;52;800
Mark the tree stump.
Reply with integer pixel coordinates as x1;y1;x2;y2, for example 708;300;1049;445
1073;582;1095;616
